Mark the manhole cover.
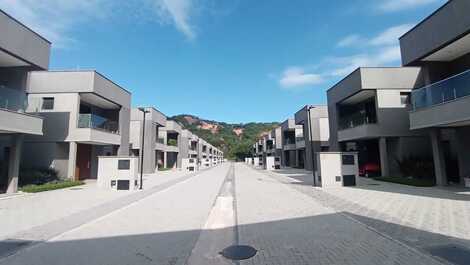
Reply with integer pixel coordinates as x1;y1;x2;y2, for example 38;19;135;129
427;244;470;265
220;245;257;260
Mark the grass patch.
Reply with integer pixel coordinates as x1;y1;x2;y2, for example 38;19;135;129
373;176;435;187
20;180;84;193
158;167;173;171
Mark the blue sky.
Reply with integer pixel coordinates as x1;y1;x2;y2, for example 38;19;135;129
1;0;446;123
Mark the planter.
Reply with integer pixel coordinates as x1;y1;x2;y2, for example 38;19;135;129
464;177;470;188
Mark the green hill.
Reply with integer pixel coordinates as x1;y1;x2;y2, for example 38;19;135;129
171;114;279;160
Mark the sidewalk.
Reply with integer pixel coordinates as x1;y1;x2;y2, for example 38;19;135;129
0;168;200;240
236;164;442;265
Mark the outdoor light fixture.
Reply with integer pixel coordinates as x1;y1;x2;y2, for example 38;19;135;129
307;106;317;187
138;107;151;190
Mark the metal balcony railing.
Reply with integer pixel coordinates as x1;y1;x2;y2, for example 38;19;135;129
412;69;470;110
78;113;119;134
0;85;27;112
338;111;376;130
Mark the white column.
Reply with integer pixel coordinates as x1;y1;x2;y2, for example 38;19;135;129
430;129;447;186
67;142;78;180
6;135;23;194
379;137;390;177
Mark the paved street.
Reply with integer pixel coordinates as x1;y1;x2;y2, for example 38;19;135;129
1;163;463;265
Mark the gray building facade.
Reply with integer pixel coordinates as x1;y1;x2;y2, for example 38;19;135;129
0;10;50;193
401;0;470;185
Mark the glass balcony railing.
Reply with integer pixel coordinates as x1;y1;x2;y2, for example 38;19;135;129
0;85;27;112
338;111;376;130
157;138;165;144
295;137;304;142
78;113;119;134
412;69;470;110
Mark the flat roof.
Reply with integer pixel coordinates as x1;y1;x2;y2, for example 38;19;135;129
0;9;51;44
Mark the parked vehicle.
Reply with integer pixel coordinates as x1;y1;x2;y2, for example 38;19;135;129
359;163;380;177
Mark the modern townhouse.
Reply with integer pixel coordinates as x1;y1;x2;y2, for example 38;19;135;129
199;139;211;168
401;0;470;185
0;10;50;193
272;126;283;160
24;70;131;181
280;118;304;168
294;105;330;171
327;67;430;177
161;120;182;169
129;107;166;174
180;129;199;160
180;129;199;171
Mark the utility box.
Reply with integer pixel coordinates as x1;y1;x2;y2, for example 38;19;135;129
97;156;139;191
182;158;197;172
315;152;358;188
274;156;281;169
265;156;281;170
253;157;259;166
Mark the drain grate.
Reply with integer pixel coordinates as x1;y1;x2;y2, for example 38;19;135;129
427;244;470;265
220;245;257;260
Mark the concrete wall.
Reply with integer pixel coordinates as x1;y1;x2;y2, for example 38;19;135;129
410;95;470;129
400;0;470;66
0;10;50;69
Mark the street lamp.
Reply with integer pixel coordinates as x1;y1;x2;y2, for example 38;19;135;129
307;106;317;187
138;107;150;190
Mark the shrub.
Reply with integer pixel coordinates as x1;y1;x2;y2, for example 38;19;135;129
374;176;435;187
19;168;59;186
395;156;435;180
167;139;178;146
20;180;84;193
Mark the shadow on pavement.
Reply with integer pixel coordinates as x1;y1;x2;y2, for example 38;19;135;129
1;211;469;265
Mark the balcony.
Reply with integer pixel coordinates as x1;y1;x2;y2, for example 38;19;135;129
0;86;43;135
410;69;470;129
338;111;377;130
0;85;27;112
296;137;305;149
78;113;119;134
412;69;470;110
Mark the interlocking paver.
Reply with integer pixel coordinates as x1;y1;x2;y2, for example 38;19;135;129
261;166;470;264
236;164;443;265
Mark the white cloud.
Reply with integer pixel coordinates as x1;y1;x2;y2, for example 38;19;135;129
337;34;363;47
279;67;324;89
150;0;197;40
337;23;414;48
0;0;208;48
369;24;414;46
379;0;439;12
328;45;402;77
0;0;109;49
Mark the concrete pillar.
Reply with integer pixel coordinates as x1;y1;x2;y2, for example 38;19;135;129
163;151;168;169
379;137;390;177
67;142;78;180
6;135;24;194
430;129;447;186
455;126;470;184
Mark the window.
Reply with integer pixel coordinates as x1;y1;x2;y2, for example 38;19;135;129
400;92;411;106
118;159;130;170
42;97;54;110
342;155;355;165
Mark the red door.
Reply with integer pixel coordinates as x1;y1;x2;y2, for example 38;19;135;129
76;144;92;180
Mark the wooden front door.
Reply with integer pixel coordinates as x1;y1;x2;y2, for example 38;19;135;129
76;144;92;180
